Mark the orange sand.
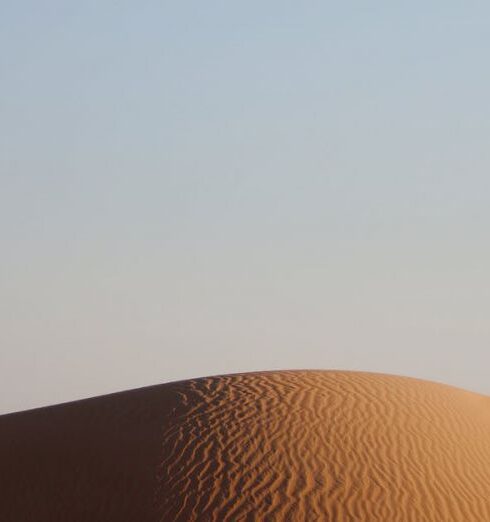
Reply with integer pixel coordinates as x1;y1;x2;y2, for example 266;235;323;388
1;371;489;521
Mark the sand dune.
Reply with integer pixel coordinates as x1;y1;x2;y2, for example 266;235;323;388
1;371;489;521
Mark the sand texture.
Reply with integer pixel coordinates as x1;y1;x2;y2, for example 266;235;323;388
1;371;489;521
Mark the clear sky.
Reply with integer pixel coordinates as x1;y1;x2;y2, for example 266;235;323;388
1;2;489;413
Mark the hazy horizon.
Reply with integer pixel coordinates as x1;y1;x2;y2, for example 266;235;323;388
1;2;489;414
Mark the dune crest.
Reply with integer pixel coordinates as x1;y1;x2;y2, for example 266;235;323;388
1;370;489;521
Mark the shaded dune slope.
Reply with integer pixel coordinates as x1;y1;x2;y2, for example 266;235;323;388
1;371;489;521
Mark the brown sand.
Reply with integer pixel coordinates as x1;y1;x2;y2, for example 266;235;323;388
1;371;489;521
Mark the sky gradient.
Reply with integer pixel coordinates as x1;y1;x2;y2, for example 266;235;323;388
1;2;489;413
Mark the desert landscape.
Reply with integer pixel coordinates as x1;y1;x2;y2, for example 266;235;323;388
1;370;489;521
3;2;490;521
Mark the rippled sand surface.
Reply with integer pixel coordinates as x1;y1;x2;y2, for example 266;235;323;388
1;371;489;521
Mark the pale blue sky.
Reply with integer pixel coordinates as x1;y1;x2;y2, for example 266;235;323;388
1;2;489;412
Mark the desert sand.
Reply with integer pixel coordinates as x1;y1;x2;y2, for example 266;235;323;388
1;370;489;521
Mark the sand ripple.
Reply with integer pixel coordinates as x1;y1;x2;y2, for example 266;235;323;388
156;371;490;521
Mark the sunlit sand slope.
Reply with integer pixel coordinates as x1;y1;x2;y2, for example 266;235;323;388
157;371;490;521
1;371;489;521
